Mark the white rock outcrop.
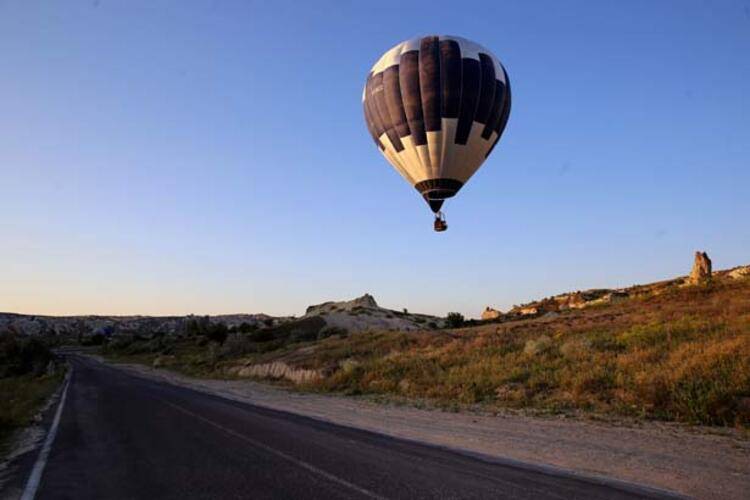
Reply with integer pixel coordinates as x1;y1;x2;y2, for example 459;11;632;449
227;361;322;384
728;266;750;280
481;307;502;320
303;294;444;333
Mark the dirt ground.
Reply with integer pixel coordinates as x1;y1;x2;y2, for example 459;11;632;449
93;356;749;500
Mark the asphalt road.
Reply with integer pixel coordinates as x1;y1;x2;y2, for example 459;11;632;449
31;357;674;499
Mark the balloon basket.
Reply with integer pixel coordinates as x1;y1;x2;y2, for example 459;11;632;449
434;212;448;232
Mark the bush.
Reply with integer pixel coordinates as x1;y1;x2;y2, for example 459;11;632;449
523;335;553;356
0;334;53;378
181;316;229;345
220;334;260;357
560;338;591;360
262;316;326;343
81;333;106;346
235;322;258;334
446;312;465;328
206;323;228;345
106;336;134;351
183;316;211;337
318;326;348;340
290;327;319;342
248;329;276;342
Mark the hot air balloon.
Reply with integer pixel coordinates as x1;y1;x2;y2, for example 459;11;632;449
362;35;511;232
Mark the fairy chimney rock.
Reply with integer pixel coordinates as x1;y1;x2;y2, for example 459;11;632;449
689;251;712;284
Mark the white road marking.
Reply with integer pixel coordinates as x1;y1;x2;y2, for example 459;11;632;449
21;369;72;500
160;399;387;500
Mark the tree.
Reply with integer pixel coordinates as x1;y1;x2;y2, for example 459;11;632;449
446;312;465;328
206;323;228;345
237;322;258;334
183;315;211;337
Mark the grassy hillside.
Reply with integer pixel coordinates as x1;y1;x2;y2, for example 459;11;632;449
305;281;749;425
104;272;750;427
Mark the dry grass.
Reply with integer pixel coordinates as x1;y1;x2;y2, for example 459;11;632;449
0;372;65;453
293;278;750;426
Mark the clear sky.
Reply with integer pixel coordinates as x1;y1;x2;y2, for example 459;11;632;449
1;1;748;318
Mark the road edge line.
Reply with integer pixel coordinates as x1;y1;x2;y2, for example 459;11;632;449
20;367;72;500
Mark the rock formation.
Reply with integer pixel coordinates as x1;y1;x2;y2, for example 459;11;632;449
303;294;444;332
481;307;502;320
728;266;750;280
305;293;379;315
516;306;539;316
688;251;712;285
351;293;378;309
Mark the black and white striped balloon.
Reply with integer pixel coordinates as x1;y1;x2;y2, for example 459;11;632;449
363;35;511;213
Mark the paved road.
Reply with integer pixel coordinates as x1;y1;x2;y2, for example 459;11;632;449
33;357;673;499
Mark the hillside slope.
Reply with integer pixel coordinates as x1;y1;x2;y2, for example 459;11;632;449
219;267;750;427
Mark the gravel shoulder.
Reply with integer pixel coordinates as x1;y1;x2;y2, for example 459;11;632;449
91;356;748;500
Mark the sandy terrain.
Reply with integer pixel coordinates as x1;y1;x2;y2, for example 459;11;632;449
92;356;748;500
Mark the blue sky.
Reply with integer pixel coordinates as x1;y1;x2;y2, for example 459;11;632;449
1;1;748;318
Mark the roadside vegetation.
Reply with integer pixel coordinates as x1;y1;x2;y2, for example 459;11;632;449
0;333;65;453
101;315;331;378
102;275;750;428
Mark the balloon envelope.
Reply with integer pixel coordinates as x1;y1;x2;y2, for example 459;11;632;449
363;35;511;213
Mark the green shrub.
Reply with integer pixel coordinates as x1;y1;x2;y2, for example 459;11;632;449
220;334;259;357
523;335;552;356
0;334;53;378
318;326;348;340
246;328;273;342
235;322;257;333
446;312;465;328
206;323;228;345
